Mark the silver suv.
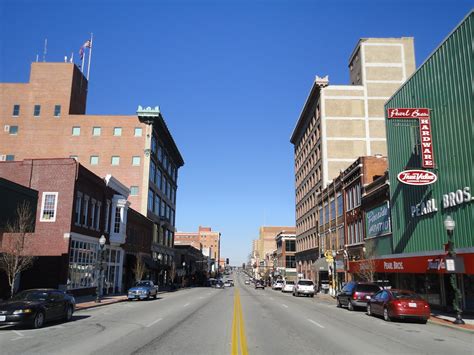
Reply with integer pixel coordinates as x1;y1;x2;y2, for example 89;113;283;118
293;279;315;297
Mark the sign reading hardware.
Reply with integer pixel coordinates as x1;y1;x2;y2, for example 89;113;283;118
366;203;391;238
397;170;437;185
387;108;434;168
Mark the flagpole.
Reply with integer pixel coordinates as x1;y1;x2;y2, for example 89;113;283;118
81;50;85;73
87;33;93;81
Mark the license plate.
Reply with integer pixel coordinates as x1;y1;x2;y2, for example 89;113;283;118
408;303;417;308
0;315;6;321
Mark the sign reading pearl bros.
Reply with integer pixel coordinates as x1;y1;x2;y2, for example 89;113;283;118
387;108;434;168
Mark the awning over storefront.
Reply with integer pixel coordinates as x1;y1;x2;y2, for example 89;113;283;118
348;252;474;275
313;257;328;272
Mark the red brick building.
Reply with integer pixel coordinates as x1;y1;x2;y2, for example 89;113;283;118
0;158;133;296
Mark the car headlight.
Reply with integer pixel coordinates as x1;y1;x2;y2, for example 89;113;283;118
13;309;33;314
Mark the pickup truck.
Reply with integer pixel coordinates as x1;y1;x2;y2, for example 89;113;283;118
127;280;159;300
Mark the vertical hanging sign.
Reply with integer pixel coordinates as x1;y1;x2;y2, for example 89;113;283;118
387;108;435;168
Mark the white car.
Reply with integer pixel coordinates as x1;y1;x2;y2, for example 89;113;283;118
293;279;315;297
272;280;284;290
244;280;250;285
282;280;295;293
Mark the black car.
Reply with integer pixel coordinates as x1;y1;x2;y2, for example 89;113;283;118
336;282;381;311
0;289;76;328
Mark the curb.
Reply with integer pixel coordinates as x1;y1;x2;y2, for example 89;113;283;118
428;317;474;334
76;297;128;311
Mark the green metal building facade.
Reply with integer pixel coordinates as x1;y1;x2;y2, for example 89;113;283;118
382;11;473;310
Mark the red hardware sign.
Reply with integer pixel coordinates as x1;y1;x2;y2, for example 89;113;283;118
387;108;434;168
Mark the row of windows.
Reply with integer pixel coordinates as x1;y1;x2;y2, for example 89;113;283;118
318;193;344;225
147;189;176;226
296;167;321;205
151;136;177;182
149;160;176;203
346;183;362;211
72;126;142;137
347;219;364;245
11;104;61;117
296;147;321;188
296;232;318;253
68;155;141;167
74;192;106;231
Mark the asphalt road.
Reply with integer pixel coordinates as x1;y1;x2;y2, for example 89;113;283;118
0;272;472;355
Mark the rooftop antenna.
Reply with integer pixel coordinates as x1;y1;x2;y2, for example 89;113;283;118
35;54;39;62
42;38;47;62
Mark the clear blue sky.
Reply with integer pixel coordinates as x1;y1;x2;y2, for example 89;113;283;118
1;0;471;265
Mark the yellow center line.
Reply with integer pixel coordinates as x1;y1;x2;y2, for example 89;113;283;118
231;287;248;355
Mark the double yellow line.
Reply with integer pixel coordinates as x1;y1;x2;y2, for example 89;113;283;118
231;288;248;355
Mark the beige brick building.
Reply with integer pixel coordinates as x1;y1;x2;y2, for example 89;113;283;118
290;38;415;281
0;62;184;269
175;226;221;266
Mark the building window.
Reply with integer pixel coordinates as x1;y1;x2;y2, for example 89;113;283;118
92;127;101;136
337;193;343;216
72;126;81;136
83;195;89;227
150;160;156;183
132;156;140;166
96;202;101;230
154;195;160;215
148;189;154;211
111;156;120;165
113;127;122;136
12;105;20;116
157;146;163;162
9;126;18;135
151;136;157;154
68;239;98;289
324;203;329;225
40;192;58;222
70;155;78;161
74;192;82;226
90;199;96;230
134;127;142;137
90;156;99;165
130;186;139;196
105;200;111;233
54;105;61;117
6;155;14;161
330;199;336;221
34;105;41;117
160;200;165;217
156;169;162;189
114;207;121;233
170;209;175;226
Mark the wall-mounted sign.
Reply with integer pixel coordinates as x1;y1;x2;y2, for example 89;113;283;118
397;170;438;186
410;186;472;219
366;202;391;238
387;108;434;168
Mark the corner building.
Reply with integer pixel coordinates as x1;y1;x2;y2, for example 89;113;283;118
350;12;474;311
0;63;184;272
291;37;415;283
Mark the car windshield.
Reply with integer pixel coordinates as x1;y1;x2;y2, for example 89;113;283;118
299;281;314;286
392;291;422;300
356;284;381;292
136;282;151;287
286;281;295;285
11;291;49;301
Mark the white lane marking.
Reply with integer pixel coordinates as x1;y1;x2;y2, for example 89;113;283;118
183;303;190;307
146;318;163;328
282;304;288;308
11;336;32;341
12;330;23;337
307;319;325;328
269;297;274;300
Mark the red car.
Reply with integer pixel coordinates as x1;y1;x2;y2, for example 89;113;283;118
367;289;430;323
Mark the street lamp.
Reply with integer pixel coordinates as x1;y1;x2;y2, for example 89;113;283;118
444;215;465;325
95;235;106;303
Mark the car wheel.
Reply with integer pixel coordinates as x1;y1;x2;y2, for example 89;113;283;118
337;298;342;308
33;311;45;329
154;293;158;299
65;305;73;321
383;307;391;322
419;318;428;324
348;300;354;311
310;294;314;298
367;304;372;316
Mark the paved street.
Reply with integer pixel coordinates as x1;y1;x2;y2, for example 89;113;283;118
0;272;472;355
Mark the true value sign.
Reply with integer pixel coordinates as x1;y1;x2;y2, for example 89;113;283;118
387;108;435;168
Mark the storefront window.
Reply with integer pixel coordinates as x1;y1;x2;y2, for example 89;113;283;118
68;240;98;290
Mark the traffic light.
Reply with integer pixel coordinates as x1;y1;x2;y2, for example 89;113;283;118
226;258;229;265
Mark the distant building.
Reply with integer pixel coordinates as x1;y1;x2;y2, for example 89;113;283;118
0;62;184;268
275;231;296;280
290;37;415;284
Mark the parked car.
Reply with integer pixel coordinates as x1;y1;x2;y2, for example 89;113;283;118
272;280;284;290
0;289;75;329
127;280;158;300
337;281;381;311
255;280;265;290
244;280;250;285
223;281;232;287
215;281;225;289
293;279;315;297
228;279;234;286
282;280;295;293
367;289;430;323
319;280;330;294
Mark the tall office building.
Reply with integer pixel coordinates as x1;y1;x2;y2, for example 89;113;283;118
290;38;415;281
0;62;184;266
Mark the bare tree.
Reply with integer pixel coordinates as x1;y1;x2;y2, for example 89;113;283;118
132;255;147;283
358;243;377;282
0;201;37;297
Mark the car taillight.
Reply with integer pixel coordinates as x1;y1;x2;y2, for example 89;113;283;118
353;292;358;300
393;301;402;307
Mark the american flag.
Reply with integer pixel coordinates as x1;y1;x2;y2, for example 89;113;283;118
79;40;91;60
